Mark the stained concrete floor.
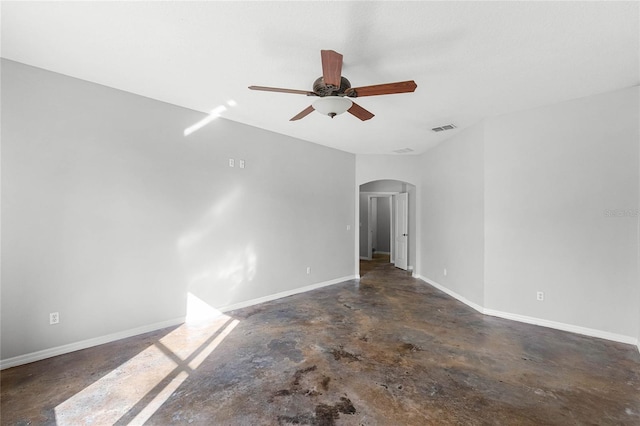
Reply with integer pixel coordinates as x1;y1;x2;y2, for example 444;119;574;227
2;260;640;425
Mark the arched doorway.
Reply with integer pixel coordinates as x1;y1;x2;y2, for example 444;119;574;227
358;179;416;277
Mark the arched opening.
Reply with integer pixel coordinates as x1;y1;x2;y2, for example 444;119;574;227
358;179;416;278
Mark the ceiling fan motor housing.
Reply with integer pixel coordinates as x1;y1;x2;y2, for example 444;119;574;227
313;76;351;97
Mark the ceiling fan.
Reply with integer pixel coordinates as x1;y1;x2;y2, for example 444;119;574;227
249;50;417;121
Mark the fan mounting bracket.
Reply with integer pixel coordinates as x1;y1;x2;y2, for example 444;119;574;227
313;76;352;97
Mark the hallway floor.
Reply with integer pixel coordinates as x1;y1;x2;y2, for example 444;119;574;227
358;252;391;277
2;261;640;425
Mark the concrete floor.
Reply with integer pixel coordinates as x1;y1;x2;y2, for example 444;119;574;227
2;260;640;425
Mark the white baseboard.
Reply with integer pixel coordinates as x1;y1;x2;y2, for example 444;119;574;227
482;308;638;347
359;256;370;260
218;275;357;313
416;275;638;349
0;317;185;370
417;275;484;314
1;276;357;370
5;273;636;369
1;275;358;370
375;251;390;255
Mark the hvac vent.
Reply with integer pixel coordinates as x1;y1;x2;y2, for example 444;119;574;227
393;148;414;154
432;124;457;132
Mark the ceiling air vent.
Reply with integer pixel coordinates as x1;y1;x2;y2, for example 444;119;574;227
432;124;457;132
393;148;414;154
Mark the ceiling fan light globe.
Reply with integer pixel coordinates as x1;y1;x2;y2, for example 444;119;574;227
312;96;352;117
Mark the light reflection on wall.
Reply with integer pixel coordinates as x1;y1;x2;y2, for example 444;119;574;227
178;186;258;312
183;100;237;137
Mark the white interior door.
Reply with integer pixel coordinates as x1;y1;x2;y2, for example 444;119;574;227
394;192;408;270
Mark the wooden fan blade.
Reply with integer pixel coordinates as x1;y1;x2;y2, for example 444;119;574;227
290;105;315;121
348;80;417;97
347;102;375;121
249;86;316;96
321;50;343;87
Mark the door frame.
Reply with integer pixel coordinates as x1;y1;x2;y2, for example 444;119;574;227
361;192;397;262
356;181;418;279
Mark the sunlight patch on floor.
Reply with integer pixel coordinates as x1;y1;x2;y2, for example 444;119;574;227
54;306;239;425
128;371;189;425
54;344;178;425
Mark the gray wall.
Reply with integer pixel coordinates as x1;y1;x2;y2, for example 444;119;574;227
484;86;639;338
419;124;485;307
359;193;369;258
361;180;404;193
405;183;417;271
419;86;639;340
1;60;355;361
375;197;391;253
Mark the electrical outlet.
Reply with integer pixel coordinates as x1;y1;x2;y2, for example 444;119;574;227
49;312;60;325
306;266;311;274
228;158;235;167
537;291;544;301
444;268;447;276
239;159;245;169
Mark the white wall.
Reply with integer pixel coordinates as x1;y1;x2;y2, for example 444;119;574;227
418;86;639;343
1;60;356;362
484;87;639;339
360;180;405;193
419;124;485;307
356;155;420;188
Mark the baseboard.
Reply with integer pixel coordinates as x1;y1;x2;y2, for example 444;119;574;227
0;316;185;370
483;308;638;347
417;275;484;314
375;251;390;255
1;276;357;370
218;275;357;313
5;274;636;369
416;275;638;348
359;256;370;260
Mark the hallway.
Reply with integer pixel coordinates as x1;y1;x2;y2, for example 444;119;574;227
2;266;639;425
358;252;392;278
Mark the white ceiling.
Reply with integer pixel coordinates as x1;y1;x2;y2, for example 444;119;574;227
2;1;638;155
